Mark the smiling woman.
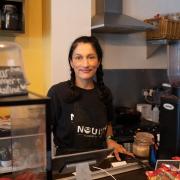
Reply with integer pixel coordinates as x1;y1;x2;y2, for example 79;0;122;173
70;43;100;83
47;36;133;160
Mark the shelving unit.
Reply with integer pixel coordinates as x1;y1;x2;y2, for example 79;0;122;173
146;39;178;58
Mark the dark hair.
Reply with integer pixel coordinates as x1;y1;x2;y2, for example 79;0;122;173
64;36;109;104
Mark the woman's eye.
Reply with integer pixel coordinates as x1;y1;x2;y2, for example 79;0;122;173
74;56;82;60
88;56;96;60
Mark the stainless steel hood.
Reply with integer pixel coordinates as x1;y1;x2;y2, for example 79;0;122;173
91;0;155;33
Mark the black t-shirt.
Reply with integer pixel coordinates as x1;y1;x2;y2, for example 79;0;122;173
47;81;113;154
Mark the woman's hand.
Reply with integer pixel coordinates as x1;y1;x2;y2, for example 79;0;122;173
106;139;134;161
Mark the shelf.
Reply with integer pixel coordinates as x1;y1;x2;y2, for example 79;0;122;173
146;39;179;58
0;163;45;174
0;30;25;36
0;132;45;140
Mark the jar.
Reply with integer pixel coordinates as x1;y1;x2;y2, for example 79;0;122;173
132;132;154;158
2;4;19;30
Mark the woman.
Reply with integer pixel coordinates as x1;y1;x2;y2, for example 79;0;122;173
48;36;133;160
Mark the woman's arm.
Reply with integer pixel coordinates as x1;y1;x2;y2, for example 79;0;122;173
106;122;134;161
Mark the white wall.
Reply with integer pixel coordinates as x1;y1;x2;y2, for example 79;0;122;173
92;0;180;69
47;0;180;88
123;0;180;19
50;0;91;85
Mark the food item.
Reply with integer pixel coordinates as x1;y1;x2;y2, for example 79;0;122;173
133;132;154;157
10;106;44;129
172;156;180;160
146;163;180;180
0;115;11;130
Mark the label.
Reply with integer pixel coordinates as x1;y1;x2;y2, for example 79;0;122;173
0;66;27;97
163;103;174;110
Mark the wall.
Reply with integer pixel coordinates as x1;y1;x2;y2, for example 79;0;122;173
0;0;92;95
92;0;180;69
44;0;91;90
91;0;180;107
0;0;45;95
42;0;51;93
103;69;168;107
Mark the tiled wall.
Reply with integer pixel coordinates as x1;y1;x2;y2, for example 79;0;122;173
103;69;168;107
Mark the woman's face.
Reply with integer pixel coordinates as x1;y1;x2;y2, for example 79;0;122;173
70;42;100;82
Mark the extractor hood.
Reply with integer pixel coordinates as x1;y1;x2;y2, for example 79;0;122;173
91;0;155;33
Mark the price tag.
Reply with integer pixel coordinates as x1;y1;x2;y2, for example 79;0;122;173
0;66;28;97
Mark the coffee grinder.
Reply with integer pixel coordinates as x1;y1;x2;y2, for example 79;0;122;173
159;41;180;159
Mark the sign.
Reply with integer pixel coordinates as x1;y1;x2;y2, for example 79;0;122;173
0;66;28;97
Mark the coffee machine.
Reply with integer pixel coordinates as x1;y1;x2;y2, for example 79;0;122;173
159;41;180;159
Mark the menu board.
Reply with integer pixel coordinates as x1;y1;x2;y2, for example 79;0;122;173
0;66;28;97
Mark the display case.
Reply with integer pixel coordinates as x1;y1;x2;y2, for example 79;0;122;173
0;0;25;35
0;92;51;179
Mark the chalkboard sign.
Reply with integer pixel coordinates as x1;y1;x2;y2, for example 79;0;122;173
0;66;28;97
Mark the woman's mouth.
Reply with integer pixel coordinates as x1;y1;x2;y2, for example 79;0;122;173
80;69;91;73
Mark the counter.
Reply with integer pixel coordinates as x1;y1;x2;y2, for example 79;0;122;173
53;160;149;180
98;169;147;180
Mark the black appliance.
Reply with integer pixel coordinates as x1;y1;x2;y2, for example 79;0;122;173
113;106;159;144
159;41;180;159
159;87;180;158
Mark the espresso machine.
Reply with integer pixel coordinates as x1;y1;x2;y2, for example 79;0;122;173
159;41;180;159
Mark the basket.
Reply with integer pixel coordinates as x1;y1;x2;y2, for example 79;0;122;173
144;18;180;40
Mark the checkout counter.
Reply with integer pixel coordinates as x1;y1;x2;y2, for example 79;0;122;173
52;150;150;180
54;166;147;180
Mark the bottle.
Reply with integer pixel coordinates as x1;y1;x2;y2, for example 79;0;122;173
152;105;159;123
149;144;157;168
155;133;160;159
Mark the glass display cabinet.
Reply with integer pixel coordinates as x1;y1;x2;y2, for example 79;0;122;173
0;92;51;179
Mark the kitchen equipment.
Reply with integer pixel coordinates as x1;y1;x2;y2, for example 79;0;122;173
159;41;180;158
91;0;154;33
114;106;141;125
113;109;159;146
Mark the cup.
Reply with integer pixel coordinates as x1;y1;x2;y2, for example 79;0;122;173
137;103;152;120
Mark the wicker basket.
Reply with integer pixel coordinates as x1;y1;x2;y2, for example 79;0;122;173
144;18;180;40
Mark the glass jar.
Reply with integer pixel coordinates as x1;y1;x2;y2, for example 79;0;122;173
2;4;19;30
132;132;154;157
0;41;29;97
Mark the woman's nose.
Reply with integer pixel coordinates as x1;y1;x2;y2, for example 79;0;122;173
81;58;89;66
